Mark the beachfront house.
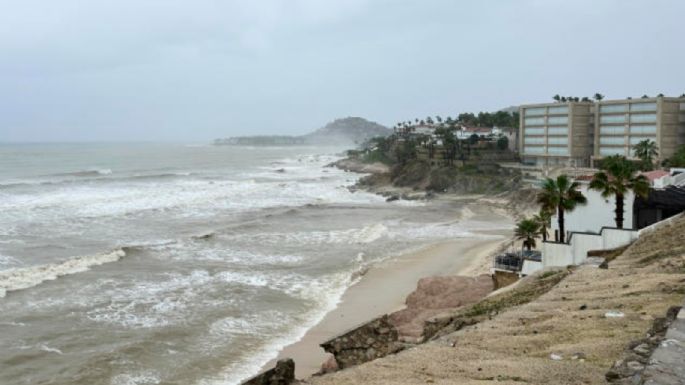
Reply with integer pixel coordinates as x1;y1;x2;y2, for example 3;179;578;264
540;173;685;270
493;171;685;282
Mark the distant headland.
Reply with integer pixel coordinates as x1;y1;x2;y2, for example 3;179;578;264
213;117;391;146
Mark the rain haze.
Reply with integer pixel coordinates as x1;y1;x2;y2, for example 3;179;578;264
1;0;684;142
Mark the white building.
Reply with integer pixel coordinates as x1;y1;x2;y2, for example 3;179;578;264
549;181;635;236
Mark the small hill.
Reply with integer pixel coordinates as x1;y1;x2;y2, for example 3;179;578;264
214;117;390;146
498;105;519;114
304;117;391;145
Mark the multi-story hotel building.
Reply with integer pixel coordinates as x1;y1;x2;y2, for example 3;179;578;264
519;102;594;167
592;97;685;165
519;96;685;169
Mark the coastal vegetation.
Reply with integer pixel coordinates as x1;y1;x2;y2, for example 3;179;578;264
392;109;519;131
514;218;541;251
537;175;587;243
532;208;552;242
341;110;522;196
590;155;650;229
632;139;659;171
663;145;685;167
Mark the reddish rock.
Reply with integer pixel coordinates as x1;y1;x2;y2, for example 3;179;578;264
320;354;339;374
389;274;493;338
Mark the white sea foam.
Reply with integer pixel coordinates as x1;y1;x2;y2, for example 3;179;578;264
197;271;353;385
85;269;214;328
39;344;63;355
0;249;126;298
111;371;161;385
223;223;389;247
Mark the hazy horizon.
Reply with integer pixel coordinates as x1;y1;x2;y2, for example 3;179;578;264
2;0;684;143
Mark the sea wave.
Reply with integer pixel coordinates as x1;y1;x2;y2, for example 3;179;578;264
198;270;354;385
50;168;113;177
0;249;126;298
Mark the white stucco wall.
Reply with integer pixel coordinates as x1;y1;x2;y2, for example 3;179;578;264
551;184;635;235
602;228;639;248
570;233;605;265
521;260;543;275
541;242;574;268
542;228;638;269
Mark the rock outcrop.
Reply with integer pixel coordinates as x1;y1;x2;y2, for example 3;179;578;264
389;275;493;340
320;315;403;370
242;358;295;385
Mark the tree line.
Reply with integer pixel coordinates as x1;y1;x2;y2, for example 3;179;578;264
393;110;520;131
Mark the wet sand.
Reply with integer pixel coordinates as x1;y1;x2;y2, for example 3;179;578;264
264;228;512;378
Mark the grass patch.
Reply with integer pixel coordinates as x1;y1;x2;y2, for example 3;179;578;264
423;269;572;340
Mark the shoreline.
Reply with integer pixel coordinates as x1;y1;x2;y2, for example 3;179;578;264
261;220;512;378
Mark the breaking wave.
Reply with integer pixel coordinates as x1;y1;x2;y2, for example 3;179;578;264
0;249;126;298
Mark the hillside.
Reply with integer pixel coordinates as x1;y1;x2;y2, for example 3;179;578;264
304;214;685;385
214;117;390;146
304;117;391;145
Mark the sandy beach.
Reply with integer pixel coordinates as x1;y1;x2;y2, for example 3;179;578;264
264;218;512;378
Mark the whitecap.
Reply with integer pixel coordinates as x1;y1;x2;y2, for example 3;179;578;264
0;249;126;298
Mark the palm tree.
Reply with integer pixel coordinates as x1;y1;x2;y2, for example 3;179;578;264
533;209;552;242
515;218;541;251
590;155;650;229
553;94;561;102
632;140;659;171
537;175;587;243
594;93;604;101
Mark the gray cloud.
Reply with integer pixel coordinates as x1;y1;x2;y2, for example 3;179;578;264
1;0;684;142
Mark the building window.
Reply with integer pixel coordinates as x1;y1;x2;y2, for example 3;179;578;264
629;136;657;145
600;114;627;124
547;137;568;145
547;116;568;125
600;137;625;145
524;127;545;135
600;147;626;156
547;146;569;155
525;108;546;116
630;113;657;123
631;102;657;112
600;126;626;135
524;146;545;154
524;137;545;144
547;127;568;135
548;106;569;114
524;117;545;125
601;104;628;113
630;125;657;135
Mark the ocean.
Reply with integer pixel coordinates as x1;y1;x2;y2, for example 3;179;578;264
0;143;505;385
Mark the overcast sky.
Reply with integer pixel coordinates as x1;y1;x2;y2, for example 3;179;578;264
1;0;684;142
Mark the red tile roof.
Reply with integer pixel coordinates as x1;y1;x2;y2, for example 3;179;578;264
640;170;670;181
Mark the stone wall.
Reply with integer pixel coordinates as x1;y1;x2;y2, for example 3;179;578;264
241;358;295;385
320;315;402;369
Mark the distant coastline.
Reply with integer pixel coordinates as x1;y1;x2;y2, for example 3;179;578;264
213;117;391;146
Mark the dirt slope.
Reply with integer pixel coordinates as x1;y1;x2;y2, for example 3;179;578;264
303;215;685;385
